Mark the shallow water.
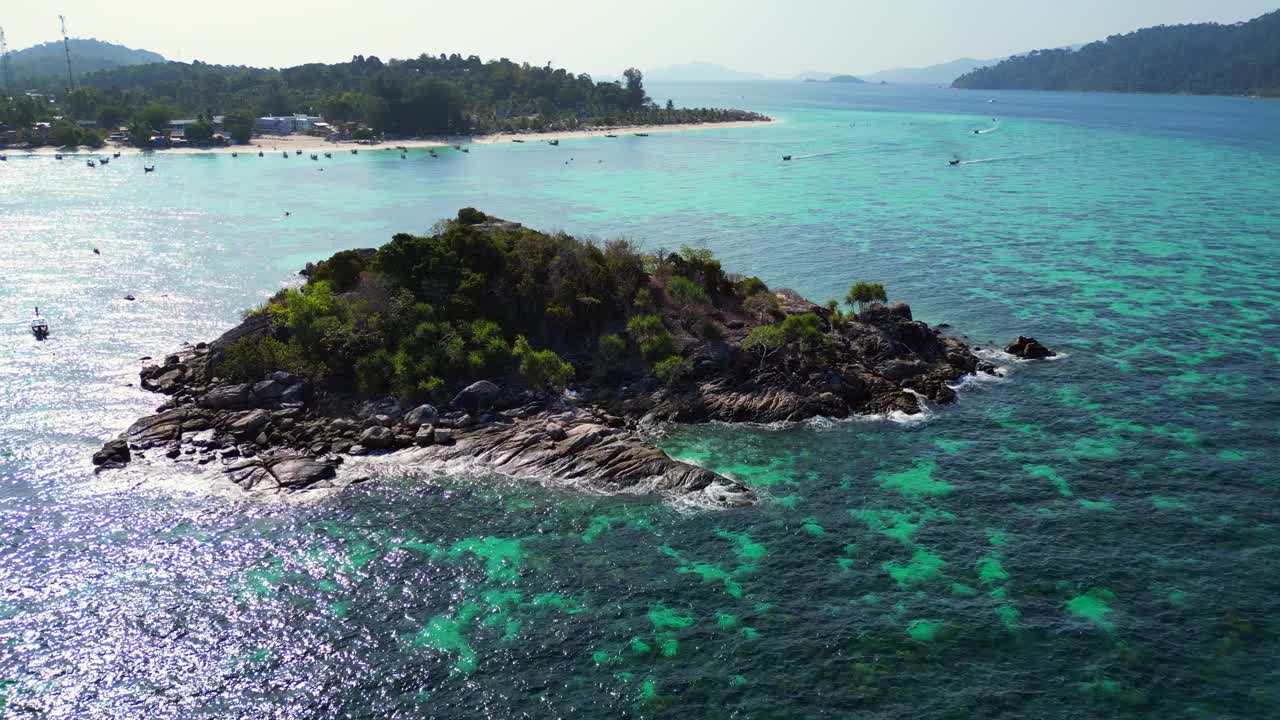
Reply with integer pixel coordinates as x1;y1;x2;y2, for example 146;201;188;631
1;83;1278;718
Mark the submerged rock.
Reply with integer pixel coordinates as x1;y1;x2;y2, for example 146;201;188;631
1006;336;1056;360
92;439;131;469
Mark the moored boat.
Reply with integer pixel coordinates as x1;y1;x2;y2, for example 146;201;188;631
30;309;49;340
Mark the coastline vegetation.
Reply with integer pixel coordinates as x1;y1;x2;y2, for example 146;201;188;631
2;54;767;148
954;9;1280;96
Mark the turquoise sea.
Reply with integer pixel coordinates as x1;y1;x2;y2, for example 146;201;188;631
1;82;1278;718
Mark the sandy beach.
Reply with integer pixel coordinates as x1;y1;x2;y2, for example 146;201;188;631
10;118;777;156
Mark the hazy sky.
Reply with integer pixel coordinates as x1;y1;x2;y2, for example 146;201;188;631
5;1;1276;76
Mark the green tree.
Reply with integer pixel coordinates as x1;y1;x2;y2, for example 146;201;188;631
138;104;175;132
222;111;255;144
742;325;785;367
622;67;649;110
845;281;887;312
50;121;82;148
96;105;127;130
184;118;215;144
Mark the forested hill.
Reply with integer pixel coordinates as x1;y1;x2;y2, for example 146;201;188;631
8;39;164;85
64;55;766;136
953;9;1280;96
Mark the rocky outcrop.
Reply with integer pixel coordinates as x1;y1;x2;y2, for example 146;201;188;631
97;260;1008;507
1006;336;1056;360
400;409;754;507
92;439;131;470
223;455;358;493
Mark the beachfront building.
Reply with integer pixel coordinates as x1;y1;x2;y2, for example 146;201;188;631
255;114;325;135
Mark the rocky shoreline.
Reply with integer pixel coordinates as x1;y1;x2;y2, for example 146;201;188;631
94;297;1019;508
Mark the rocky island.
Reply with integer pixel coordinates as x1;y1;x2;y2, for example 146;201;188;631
96;209;1005;507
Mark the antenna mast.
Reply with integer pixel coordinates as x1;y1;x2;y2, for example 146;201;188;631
59;15;74;92
0;27;11;95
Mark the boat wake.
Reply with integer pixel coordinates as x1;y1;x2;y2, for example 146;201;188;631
790;147;863;160
974;125;999;135
956;146;1070;165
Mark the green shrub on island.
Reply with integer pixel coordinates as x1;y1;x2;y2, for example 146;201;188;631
514;336;575;391
626;314;677;362
845;281;887;312
220;336;310;381
654;356;693;387
781;312;829;358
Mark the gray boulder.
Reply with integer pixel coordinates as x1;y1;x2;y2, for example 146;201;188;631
280;383;307;404
404;404;438;429
199;383;252;410
223;455;338;492
414;425;436;446
252;378;288;402
227;409;271;439
452;380;500;413
126;408;213;445
358;426;396;449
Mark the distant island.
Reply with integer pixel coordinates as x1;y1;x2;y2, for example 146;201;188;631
804;74;867;84
954;9;1280;96
861;57;1003;85
95;210;1006;505
0;50;769;150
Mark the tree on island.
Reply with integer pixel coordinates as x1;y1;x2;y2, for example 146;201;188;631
96;105;127;131
222;112;255;144
623;67;650;110
184;117;215;144
743;324;786;367
845;281;887;313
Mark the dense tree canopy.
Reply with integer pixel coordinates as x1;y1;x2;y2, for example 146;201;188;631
220;210;792;404
42;54;764;137
954;10;1280;96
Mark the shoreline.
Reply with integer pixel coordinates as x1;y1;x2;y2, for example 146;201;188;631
7;118;778;157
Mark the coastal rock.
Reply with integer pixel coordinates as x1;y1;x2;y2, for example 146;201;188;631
251;378;289;402
126;408;213;446
227;409;271;439
358;426;396;449
198;383;252;410
223;455;339;492
92;439;131;468
404;404;438;429
413;425;436;446
400;418;755;508
1006;336;1056;360
452;380;500;413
